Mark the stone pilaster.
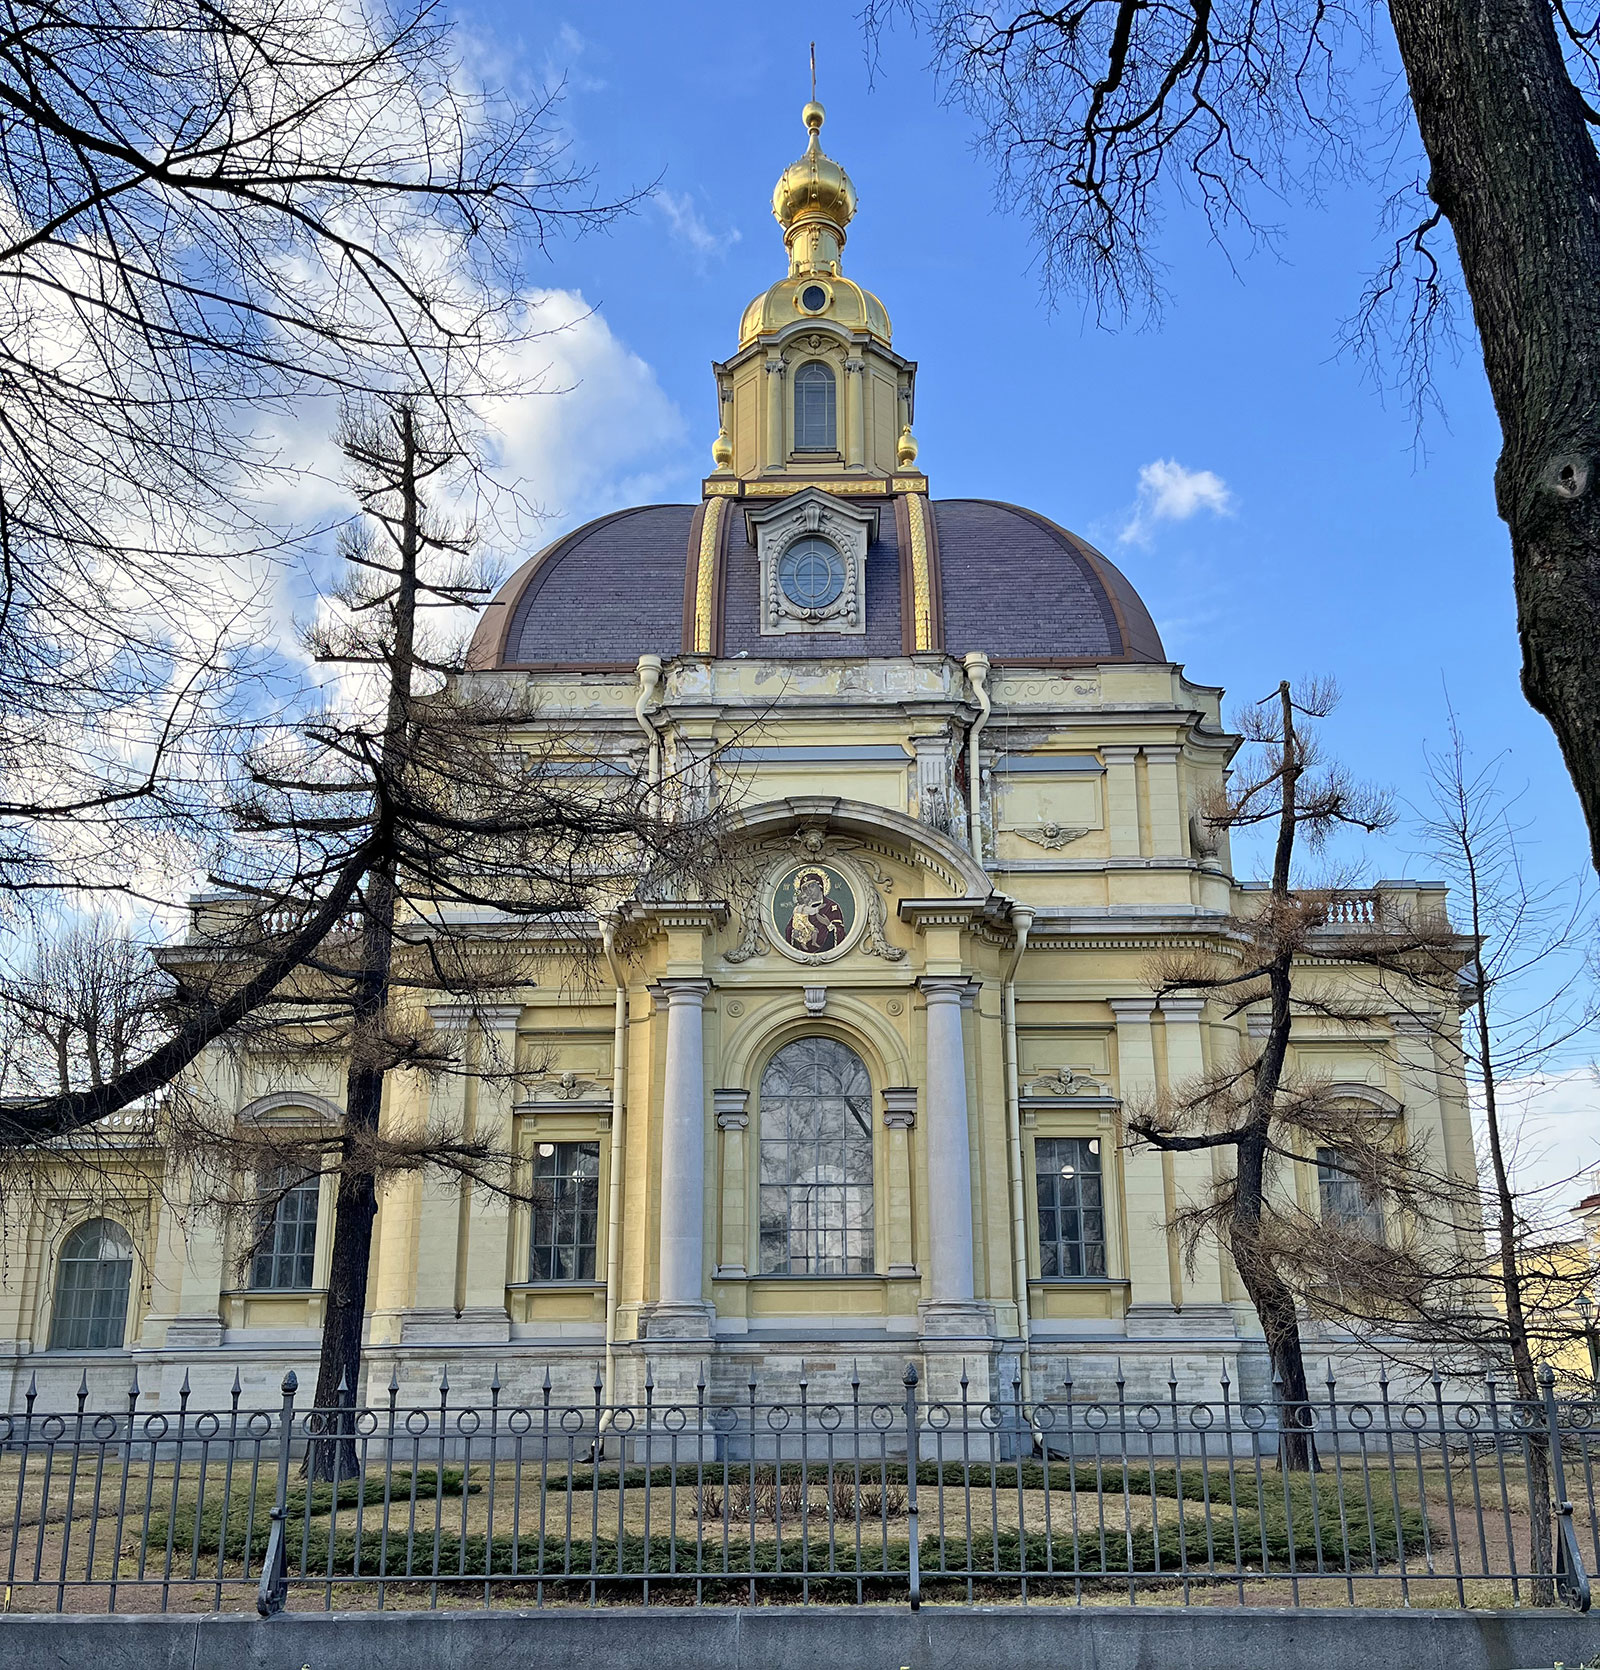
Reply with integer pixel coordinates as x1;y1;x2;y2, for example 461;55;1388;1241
881;1086;918;1277
1110;997;1175;1316
714;1087;750;1278
1159;996;1224;1305
1102;745;1142;858
1143;744;1185;857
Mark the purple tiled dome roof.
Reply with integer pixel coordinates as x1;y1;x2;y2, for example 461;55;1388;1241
468;494;1163;669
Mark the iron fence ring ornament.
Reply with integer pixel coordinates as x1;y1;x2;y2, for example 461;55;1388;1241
1455;1404;1482;1430
1084;1405;1110;1431
611;1407;636;1432
40;1414;65;1441
247;1410;274;1438
1189;1404;1214;1431
507;1408;533;1434
1241;1403;1269;1431
1137;1404;1162;1432
91;1413;118;1440
141;1413;169;1441
355;1409;378;1436
559;1408;586;1434
194;1412;221;1439
818;1404;842;1430
711;1406;739;1433
768;1406;792;1430
456;1409;481;1436
1402;1403;1429;1431
870;1404;894;1430
981;1403;1005;1431
926;1403;951;1430
1034;1404;1057;1431
1348;1403;1374;1430
663;1406;688;1432
405;1409;431;1436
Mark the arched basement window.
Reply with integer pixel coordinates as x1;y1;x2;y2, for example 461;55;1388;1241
793;361;837;452
48;1219;134;1350
759;1036;873;1274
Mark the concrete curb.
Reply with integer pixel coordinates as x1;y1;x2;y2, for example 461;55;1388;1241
1;1605;1598;1670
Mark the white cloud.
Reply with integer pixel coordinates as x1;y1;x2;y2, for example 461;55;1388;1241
654;190;741;265
1119;458;1233;545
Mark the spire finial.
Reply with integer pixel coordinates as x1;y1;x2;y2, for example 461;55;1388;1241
811;41;817;104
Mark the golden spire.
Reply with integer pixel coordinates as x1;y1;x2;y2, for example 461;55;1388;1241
771;73;857;278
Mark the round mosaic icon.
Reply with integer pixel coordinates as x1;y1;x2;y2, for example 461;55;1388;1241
770;862;858;960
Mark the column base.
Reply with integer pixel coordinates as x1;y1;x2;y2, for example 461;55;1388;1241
637;1301;715;1342
398;1306;512;1344
162;1315;224;1351
917;1300;996;1341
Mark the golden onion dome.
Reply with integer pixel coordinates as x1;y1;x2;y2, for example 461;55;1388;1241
771;101;857;254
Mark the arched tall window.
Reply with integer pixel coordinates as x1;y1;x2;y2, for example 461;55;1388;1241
792;362;837;452
759;1037;873;1274
48;1220;134;1351
251;1169;320;1291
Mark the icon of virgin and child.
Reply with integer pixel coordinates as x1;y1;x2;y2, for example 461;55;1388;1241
775;864;853;955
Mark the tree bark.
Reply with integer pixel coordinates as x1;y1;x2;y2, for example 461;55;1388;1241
1387;0;1600;871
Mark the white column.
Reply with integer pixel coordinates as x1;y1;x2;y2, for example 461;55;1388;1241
764;358;786;469
655;979;712;1313
1102;745;1142;858
920;977;977;1306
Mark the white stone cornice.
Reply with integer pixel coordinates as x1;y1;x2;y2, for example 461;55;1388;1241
426;1002;523;1032
1107;996;1159;1021
1159;996;1208;1020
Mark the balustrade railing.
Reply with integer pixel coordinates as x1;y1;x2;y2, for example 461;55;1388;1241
0;1361;1590;1615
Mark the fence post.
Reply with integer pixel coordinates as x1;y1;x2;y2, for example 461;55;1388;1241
256;1369;298;1618
903;1362;920;1611
1539;1366;1592;1613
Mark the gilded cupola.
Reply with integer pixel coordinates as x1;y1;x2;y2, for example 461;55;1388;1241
736;102;893;350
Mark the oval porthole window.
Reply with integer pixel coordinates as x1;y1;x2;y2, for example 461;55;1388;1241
800;284;828;312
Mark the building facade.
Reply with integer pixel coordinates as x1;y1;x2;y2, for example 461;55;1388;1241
0;101;1478;1416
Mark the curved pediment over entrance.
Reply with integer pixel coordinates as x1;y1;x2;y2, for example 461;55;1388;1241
711;795;1004;971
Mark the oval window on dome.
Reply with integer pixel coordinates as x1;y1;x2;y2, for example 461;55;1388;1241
800;284;828;312
778;536;845;610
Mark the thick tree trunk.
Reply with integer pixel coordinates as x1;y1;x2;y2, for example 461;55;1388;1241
1387;0;1600;870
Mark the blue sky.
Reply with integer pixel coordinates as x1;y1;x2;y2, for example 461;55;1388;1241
459;1;1584;895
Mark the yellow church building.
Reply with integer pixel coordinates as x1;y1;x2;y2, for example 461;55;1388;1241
0;101;1477;1417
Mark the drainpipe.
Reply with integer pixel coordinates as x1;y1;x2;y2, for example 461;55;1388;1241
598;920;630;1448
963;652;991;864
1002;903;1036;1430
634;654;664;790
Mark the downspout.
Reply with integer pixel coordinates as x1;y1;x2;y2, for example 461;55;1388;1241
1002;903;1037;1435
963;652;991;863
598;920;630;1448
634;654;664;791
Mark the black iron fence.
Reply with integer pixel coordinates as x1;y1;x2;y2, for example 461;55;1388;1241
0;1359;1592;1614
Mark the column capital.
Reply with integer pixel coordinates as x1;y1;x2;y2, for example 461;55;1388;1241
918;975;977;1002
1108;996;1159;1021
1159;996;1208;1021
881;1086;918;1129
713;1087;750;1130
426;1002;523;1033
649;977;714;1004
1143;743;1183;764
1388;1010;1439;1037
1101;744;1141;765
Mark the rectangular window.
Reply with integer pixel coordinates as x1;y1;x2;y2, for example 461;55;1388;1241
1035;1137;1107;1278
251;1171;320;1291
1317;1147;1384;1240
529;1141;600;1281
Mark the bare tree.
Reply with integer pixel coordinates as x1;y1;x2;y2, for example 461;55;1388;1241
0;0;637;1140
867;0;1600;875
1127;678;1399;1467
180;397;714;1472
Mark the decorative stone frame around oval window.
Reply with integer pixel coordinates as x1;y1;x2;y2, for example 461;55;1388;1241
745;486;878;638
